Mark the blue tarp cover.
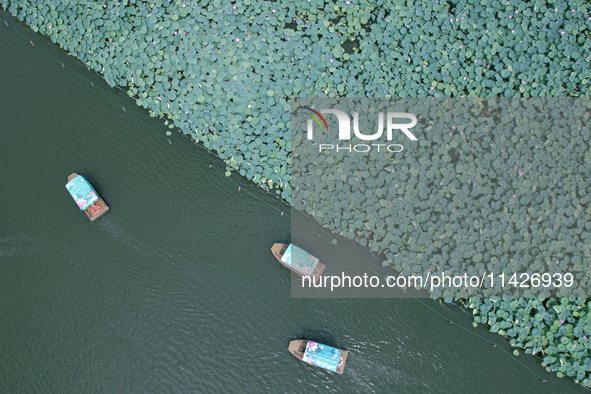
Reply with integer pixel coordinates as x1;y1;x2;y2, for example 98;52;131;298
66;175;98;210
280;244;319;276
302;341;341;372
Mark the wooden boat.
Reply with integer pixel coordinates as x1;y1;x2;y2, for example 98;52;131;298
289;340;348;374
65;173;109;221
271;243;325;278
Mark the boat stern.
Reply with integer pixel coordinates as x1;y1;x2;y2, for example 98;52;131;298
336;350;348;374
312;262;326;278
84;198;109;221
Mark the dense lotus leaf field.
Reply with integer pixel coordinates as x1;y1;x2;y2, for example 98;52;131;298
292;97;591;299
2;0;591;387
291;98;591;386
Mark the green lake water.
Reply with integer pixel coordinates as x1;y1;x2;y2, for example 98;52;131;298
0;11;584;393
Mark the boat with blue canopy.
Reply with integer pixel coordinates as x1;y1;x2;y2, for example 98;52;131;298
271;243;325;278
65;173;109;221
288;339;348;374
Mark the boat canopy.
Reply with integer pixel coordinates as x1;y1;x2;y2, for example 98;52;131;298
66;175;98;210
280;244;319;276
302;341;341;372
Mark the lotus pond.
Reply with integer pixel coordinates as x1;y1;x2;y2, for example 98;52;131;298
2;0;591;388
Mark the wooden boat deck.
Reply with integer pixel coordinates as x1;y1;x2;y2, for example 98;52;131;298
288;339;307;360
84;197;109;221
